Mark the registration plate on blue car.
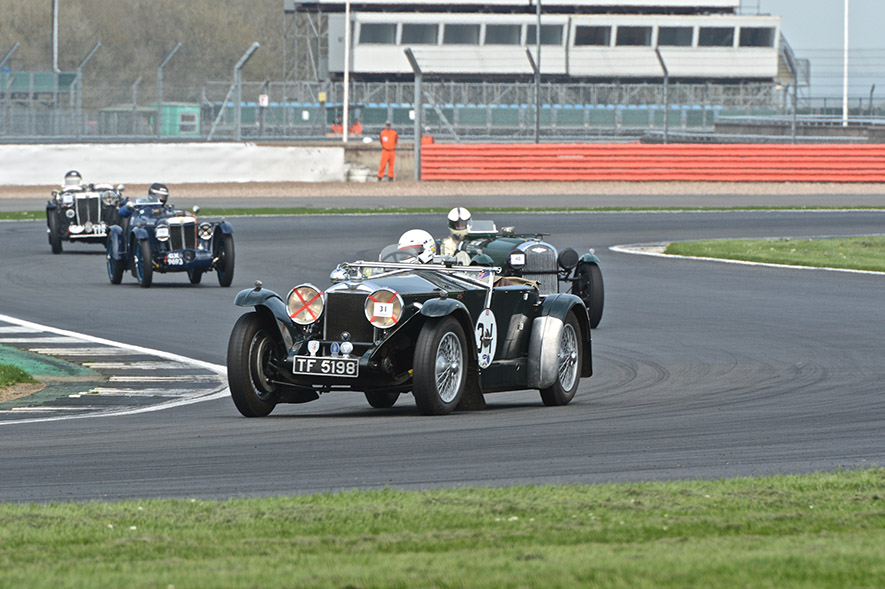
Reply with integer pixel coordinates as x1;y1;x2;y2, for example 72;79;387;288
292;356;359;378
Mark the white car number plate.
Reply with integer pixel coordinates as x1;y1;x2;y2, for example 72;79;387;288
292;356;358;378
166;252;184;266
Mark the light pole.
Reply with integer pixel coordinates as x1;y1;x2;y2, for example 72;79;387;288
234;42;260;141
534;0;541;143
52;0;59;73
75;42;101;138
343;0;351;144
842;0;849;127
157;42;182;140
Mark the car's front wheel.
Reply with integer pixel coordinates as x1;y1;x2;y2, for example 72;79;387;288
134;239;153;288
575;263;604;329
227;312;283;417
412;316;467;415
187;268;203;284
106;239;124;284
539;311;582;406
48;214;63;254
216;235;235;287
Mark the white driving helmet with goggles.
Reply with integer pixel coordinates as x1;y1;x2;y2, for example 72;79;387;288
447;207;471;237
397;229;437;263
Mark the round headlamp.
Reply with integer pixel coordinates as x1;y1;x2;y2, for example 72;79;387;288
287;284;324;325
65;209;76;218
198;223;213;241
62;193;74;207
364;289;403;329
101;191;117;206
155;224;170;242
557;247;579;270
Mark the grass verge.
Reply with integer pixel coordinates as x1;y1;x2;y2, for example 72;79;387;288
3;205;885;221
665;236;885;272
0;362;36;388
1;469;882;588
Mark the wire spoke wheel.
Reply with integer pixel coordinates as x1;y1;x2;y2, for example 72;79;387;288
413;317;468;415
540;312;582;406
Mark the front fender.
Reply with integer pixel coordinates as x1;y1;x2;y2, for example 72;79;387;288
131;226;150;242
107;225;127;261
579;252;601;265
419;298;476;351
234;286;296;347
215;221;234;236
527;294;592;388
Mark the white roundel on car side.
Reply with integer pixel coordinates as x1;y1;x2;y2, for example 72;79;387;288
474;308;497;369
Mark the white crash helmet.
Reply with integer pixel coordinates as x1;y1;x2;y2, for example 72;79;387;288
64;170;82;187
397;229;436;263
447;207;471;235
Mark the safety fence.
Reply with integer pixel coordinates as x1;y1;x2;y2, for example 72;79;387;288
420;144;885;182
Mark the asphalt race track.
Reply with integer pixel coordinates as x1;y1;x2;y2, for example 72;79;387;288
1;207;883;502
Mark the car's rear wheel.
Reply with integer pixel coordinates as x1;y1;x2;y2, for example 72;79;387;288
48;214;63;254
187;268;203;284
364;391;400;409
216;235;235;287
413;317;467;416
106;239;124;284
575;263;604;329
540;311;581;406
134;238;153;288
227;312;283;417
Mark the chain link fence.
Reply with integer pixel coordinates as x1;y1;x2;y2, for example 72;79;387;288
6;77;880;143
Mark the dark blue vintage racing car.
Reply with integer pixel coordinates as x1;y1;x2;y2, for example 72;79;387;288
227;260;592;417
105;196;234;288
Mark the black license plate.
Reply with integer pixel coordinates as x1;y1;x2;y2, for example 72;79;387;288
292;356;359;378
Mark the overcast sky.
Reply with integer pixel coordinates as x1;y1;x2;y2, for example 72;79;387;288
759;0;885;100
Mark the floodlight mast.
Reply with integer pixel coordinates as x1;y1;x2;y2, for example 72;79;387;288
157;42;182;140
235;43;261;141
404;48;422;181
842;0;849;127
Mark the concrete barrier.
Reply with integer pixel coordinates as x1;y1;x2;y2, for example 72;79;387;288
0;143;346;185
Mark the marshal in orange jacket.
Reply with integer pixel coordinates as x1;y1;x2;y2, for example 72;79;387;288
378;122;398;180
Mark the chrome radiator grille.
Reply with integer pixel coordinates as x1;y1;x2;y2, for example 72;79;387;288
325;292;374;343
521;243;558;294
169;222;197;250
75;196;100;225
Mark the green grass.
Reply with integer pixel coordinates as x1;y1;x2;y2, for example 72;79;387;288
0;469;882;588
0;362;36;388
665;236;885;272
0;210;44;221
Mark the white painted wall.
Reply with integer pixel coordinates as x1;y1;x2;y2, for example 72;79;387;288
0;143;346;186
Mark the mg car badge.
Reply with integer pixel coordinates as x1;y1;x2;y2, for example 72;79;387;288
307;340;320;356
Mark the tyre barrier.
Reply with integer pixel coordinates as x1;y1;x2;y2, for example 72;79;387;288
420;143;885;182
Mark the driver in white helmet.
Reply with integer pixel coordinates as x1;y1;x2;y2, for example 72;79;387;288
440;207;472;265
61;170;85;191
397;229;437;263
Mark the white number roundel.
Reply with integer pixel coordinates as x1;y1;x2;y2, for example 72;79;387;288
474;309;497;369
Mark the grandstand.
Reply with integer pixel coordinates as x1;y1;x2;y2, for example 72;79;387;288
285;0;796;85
